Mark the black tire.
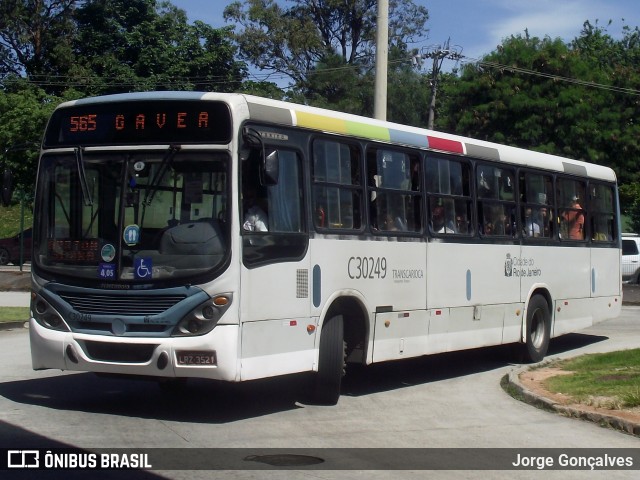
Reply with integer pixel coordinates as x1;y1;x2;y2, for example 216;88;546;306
0;247;9;266
521;295;551;363
312;314;346;405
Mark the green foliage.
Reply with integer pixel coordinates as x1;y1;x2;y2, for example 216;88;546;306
72;0;247;94
619;183;640;233
440;22;640;216
224;0;429;89
0;82;68;191
0;204;32;239
0;0;76;88
0;0;255;196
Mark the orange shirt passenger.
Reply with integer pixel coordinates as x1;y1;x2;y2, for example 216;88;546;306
565;197;584;240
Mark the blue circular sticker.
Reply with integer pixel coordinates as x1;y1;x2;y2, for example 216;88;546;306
123;225;140;246
101;244;116;262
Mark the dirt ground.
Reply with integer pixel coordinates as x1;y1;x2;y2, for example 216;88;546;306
518;367;640;424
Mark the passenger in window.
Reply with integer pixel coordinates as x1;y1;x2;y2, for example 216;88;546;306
593;217;612;241
523;207;541;238
564;196;584;240
540;207;551;237
383;213;399;231
242;185;268;232
315;205;326;228
431;202;454;234
455;213;469;234
491;207;513;236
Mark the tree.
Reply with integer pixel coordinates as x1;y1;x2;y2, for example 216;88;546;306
440;21;640;226
0;0;76;92
441;24;640;183
0;81;70;193
224;0;429;93
72;0;248;95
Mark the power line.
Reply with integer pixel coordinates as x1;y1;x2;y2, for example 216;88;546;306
462;58;640;96
4;50;640;98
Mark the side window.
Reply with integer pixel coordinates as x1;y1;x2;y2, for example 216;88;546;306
312;139;362;230
519;172;554;239
425;156;472;235
477;164;516;237
241;147;307;268
557;178;586;241
242;149;303;233
590;183;616;243
622;239;639;256
367;148;422;234
267;150;303;233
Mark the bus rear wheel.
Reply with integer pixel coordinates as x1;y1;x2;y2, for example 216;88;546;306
312;314;346;405
521;295;551;363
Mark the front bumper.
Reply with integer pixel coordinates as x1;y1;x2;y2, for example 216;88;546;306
29;318;240;381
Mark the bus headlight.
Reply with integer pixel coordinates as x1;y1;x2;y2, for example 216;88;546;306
172;294;232;337
31;294;70;332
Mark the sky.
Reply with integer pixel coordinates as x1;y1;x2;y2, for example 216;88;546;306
172;0;638;80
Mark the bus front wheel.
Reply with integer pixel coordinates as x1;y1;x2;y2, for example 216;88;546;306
521;295;551;363
312;314;346;405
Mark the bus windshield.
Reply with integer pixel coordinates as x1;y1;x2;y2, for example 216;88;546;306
33;149;229;284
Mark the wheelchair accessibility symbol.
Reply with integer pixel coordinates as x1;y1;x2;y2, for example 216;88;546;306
134;257;153;279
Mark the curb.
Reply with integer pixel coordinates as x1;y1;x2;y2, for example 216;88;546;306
0;321;28;331
505;367;640;437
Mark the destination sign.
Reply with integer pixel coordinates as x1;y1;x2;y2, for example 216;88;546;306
44;100;232;146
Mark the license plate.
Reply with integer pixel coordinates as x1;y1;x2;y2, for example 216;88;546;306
176;351;216;366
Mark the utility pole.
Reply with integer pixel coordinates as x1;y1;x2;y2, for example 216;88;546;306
414;39;462;129
374;0;389;121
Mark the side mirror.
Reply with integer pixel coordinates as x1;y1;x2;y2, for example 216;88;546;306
1;169;14;207
261;150;279;186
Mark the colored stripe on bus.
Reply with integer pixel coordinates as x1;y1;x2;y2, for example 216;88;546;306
388;129;429;148
295;111;391;141
426;136;464;154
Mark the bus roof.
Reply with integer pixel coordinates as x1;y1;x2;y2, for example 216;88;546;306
54;91;617;183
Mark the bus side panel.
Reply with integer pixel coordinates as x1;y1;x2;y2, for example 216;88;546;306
309;238;428;315
240;318;316;380
531;247;591;337
239;254;315;380
589;246;622;325
426;243;522;352
240;260;311;323
590;247;622;298
426;243;521;307
520;245;590;303
372;310;429;362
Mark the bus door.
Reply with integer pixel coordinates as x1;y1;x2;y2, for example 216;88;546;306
238;148;314;380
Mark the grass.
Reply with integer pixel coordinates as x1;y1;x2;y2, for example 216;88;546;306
0;204;33;238
545;349;640;409
0;307;30;323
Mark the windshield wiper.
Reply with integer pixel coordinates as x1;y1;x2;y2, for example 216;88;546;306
75;147;93;206
144;144;181;206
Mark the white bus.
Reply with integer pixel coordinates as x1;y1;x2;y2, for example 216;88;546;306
29;92;621;404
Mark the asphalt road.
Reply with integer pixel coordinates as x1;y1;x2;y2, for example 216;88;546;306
0;308;639;479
